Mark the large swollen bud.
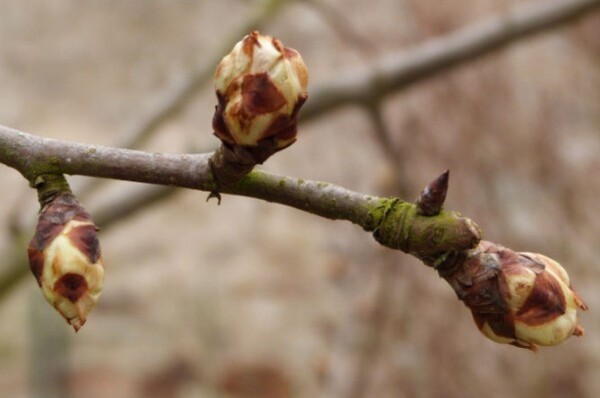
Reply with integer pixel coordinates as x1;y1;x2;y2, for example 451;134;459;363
443;241;587;351
28;192;104;332
212;30;308;151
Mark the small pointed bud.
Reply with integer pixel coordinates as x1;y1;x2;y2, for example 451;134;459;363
444;241;587;351
416;170;449;216
28;193;104;332
212;30;308;150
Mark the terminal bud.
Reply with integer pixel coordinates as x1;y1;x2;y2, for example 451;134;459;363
444;241;587;351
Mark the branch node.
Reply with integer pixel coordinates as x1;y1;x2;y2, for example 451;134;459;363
208;141;283;188
32;174;73;207
373;200;481;264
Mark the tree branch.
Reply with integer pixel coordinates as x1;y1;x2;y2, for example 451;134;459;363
0;124;214;188
0;124;379;227
301;0;600;120
0;124;480;262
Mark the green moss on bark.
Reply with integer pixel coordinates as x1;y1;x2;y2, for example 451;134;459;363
370;198;481;265
34;174;72;206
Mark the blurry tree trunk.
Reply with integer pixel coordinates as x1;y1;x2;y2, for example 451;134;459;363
28;291;71;398
323;108;414;398
323;257;400;398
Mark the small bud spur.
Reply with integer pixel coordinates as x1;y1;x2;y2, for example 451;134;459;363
444;241;587;351
212;31;308;152
28;193;104;332
416;170;449;216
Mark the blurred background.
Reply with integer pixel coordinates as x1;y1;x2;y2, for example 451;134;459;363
0;0;599;397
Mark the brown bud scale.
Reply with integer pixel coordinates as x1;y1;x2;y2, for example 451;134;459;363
242;73;287;115
66;223;101;264
54;273;88;303
515;270;566;325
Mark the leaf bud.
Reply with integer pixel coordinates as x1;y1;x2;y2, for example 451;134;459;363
28;193;104;332
416;170;449;216
444;241;587;351
212;30;308;150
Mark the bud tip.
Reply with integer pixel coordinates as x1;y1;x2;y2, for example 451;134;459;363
416;169;450;216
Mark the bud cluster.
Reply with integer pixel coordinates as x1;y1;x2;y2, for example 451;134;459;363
442;240;587;350
28;192;104;331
